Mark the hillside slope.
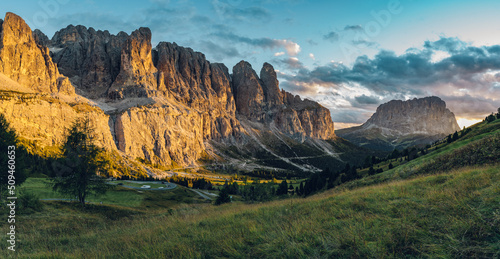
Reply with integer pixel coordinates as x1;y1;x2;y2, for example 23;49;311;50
6;118;499;258
7;165;498;258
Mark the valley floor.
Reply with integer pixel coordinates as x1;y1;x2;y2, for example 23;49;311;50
2;165;499;258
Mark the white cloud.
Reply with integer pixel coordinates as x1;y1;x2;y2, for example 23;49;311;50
309;53;315;60
276;39;301;56
274;52;285;57
430;50;451;63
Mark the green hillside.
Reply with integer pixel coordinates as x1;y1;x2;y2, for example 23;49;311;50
2;117;499;258
3;165;498;258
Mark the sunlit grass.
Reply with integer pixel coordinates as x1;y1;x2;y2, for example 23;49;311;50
3;165;499;258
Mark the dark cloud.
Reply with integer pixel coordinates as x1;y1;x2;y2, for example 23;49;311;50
214;32;278;48
443;94;499;119
287;38;500;93
331;109;371;124
352;39;378;48
344;25;363;31
212;32;300;55
323;31;339;42
354;94;379;105
273;57;304;70
307;39;318;46
424;37;466;53
197;40;241;61
211;0;272;23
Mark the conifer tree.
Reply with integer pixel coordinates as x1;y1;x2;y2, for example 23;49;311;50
51;118;111;206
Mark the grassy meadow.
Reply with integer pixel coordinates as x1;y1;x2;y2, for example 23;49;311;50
1;165;498;258
1;119;499;258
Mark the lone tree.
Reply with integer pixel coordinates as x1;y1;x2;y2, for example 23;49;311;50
51;118;111;206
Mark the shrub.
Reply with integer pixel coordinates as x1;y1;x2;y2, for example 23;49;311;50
19;191;43;214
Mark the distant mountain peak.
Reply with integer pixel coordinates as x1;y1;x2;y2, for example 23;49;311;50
337;96;460;151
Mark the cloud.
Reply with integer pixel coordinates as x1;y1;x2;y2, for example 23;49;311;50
307;39;318;46
309;53;315;60
323;31;339;42
352;39;378;48
274;57;305;70
213;32;301;56
424;36;467;53
279;39;301;56
354;94;379;105
211;0;272;23
344;25;363;31
281;37;500;122
197;40;241;61
274;52;285;57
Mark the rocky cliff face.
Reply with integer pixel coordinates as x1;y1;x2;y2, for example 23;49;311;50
336;96;460;151
232;61;335;141
108;27;158;99
0;12;339;173
50;25;128;98
0;91;115;152
154;42;242;142
366;97;460;135
0;13;74;95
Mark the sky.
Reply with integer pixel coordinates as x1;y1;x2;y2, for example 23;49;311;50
2;0;500;129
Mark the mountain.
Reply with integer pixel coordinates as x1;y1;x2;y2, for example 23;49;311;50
0;12;366;175
336;96;461;151
0;13;74;94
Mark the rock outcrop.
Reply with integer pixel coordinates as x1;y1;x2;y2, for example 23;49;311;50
0;12;74;94
108;27;158;99
154;42;242;141
232;61;335;141
260;62;283;107
50;25;128;97
232;61;265;119
336;96;461;151
365;97;460;135
33;29;50;46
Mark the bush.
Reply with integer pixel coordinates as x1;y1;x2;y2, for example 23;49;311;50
214;187;231;205
19;191;43;214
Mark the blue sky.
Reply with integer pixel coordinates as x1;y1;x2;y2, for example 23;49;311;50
3;0;500;128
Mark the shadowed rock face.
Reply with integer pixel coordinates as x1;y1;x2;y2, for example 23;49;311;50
366;96;461;135
260;62;283;107
0;12;74;94
337;96;461;151
232;61;335;141
50;24;128;98
33;29;50;46
232;61;265;119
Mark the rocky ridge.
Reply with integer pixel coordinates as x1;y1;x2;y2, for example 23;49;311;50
0;12;340;173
